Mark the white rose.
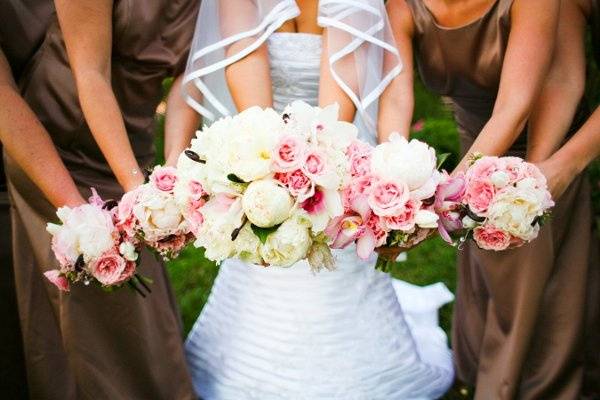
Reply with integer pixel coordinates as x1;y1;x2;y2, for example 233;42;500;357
490;170;510;188
487;186;543;240
414;209;439;229
119;241;138;262
462;215;478;229
132;185;186;242
371;133;438;197
259;216;311;267
242;179;293;228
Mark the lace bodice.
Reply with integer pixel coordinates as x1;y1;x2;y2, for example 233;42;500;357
268;32;322;113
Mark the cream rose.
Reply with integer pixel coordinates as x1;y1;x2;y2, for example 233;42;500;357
487;186;543;240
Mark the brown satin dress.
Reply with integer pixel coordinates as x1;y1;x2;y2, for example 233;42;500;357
0;2;55;398
2;1;200;399
406;0;596;399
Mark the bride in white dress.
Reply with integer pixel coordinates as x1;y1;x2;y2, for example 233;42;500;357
178;1;455;399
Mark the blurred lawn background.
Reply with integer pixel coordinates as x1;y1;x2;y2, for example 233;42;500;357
155;66;599;398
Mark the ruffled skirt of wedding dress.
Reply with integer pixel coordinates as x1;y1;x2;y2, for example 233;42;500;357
185;247;455;400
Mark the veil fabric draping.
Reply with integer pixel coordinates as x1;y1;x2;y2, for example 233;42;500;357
182;0;401;135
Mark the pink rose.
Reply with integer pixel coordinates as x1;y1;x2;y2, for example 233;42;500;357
343;175;374;211
188;180;206;199
467;156;504;181
89;249;127;286
473;225;511;251
302;150;326;177
367;180;410;217
274;172;290;186
384;199;421;231
286;169;313;200
350;154;371;178
464;178;495;215
346;140;372;159
186;207;204;235
114;261;136;285
502;157;525;182
273;135;305;172
44;270;70;292
150;166;178;192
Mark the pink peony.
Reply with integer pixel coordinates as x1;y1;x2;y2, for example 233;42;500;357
150;166;178;193
273;135;305;172
367;180;410;217
342;175;374;211
473;225;511;251
89;249;127;286
464;178;496;216
384;199;421;231
44;270;70;292
350;154;371;178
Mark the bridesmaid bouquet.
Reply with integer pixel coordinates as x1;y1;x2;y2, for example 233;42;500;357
436;155;554;250
325;133;444;270
116;165;195;261
45;189;144;293
176;101;357;271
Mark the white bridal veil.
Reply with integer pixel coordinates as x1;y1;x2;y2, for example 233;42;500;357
182;0;401;133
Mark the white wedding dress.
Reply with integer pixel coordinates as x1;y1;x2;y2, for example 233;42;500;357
185;32;455;400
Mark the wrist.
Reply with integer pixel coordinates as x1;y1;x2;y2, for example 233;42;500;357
122;167;145;192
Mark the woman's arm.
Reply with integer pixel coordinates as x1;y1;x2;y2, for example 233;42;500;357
55;0;144;191
318;28;357;122
222;1;273;111
538;106;600;199
377;0;415;142
455;0;560;171
0;50;85;208
163;75;200;166
526;0;588;162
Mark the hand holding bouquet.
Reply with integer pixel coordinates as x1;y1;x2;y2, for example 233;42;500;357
436;155;554;251
177;101;357;271
45;189;144;293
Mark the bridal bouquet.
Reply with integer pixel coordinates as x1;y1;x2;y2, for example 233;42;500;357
45;189;143;292
435;155;554;251
325;133;443;270
117;165;195;260
177;101;357;270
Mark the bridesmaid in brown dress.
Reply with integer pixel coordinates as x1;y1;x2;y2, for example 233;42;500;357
382;0;595;398
529;1;600;397
3;0;200;398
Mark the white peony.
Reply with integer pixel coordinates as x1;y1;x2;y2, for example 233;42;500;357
487;186;543;240
233;223;262;264
132;184;187;243
259;215;312;267
371;133;438;199
414;209;439;229
51;204;116;261
242;179;293;228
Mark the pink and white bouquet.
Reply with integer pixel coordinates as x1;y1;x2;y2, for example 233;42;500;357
435;155;554;251
117;165;195;260
45;189;142;293
177;101;357;271
325;133;443;270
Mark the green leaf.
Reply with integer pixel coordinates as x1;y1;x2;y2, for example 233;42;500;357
227;174;246;184
250;223;281;244
436;153;451;170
